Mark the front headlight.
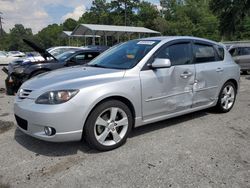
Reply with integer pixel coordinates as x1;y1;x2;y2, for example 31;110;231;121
35;90;79;104
14;67;25;74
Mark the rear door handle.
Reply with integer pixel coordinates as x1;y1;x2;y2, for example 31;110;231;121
216;67;224;72
180;72;193;79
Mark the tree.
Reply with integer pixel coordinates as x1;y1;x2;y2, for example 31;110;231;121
5;24;34;51
209;0;250;40
35;24;63;48
63;18;78;31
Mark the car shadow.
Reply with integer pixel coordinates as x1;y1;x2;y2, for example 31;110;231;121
14;129;96;156
14;110;210;157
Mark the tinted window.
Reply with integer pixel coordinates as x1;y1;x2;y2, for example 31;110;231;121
239;47;250;56
229;48;238;57
194;44;216;63
156;43;192;66
216;46;225;60
86;52;99;60
88;40;160;69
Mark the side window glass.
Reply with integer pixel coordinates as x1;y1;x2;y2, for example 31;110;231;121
75;54;86;61
216;46;225;60
229;48;238;57
194;44;216;63
156;43;192;66
240;47;250;56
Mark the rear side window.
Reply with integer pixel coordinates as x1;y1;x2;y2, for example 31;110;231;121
216;46;225;60
156;43;192;66
194;44;216;63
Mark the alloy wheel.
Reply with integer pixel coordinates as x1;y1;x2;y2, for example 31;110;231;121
94;107;129;146
221;85;235;110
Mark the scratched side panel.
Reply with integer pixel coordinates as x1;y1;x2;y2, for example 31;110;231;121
140;65;195;120
193;61;223;108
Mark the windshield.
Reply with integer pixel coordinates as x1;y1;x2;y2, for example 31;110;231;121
55;51;77;61
88;40;160;69
0;51;8;57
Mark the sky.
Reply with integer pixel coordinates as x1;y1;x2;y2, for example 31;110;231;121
0;0;160;34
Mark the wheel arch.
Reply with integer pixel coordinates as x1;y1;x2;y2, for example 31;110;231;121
225;79;238;93
84;95;136;128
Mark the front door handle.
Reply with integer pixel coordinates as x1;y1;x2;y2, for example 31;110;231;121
216;67;224;72
180;72;193;79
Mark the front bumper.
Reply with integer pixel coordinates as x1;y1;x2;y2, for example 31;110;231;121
14;98;84;142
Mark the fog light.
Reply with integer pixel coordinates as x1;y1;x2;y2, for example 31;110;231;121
44;126;55;136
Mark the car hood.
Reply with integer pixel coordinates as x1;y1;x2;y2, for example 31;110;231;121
21;66;126;91
23;39;57;61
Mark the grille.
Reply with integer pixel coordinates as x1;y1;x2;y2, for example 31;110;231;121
18;89;33;99
15;115;28;130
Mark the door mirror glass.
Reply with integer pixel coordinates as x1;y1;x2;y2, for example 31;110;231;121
150;58;171;69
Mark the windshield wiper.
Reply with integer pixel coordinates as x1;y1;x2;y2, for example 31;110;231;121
86;64;108;68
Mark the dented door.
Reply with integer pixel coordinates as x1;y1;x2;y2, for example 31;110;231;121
140;41;195;120
192;43;223;107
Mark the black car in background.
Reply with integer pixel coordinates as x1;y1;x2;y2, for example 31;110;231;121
2;39;104;95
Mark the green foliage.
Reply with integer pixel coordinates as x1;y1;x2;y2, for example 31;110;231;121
63;18;78;31
209;0;250;40
0;24;34;51
2;0;250;51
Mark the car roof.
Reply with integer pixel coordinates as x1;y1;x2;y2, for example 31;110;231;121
69;49;102;53
138;36;220;46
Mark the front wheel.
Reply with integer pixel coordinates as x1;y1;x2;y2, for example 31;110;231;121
215;82;236;113
83;100;133;151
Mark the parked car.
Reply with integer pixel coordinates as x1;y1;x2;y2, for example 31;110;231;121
3;39;104;95
14;36;240;151
0;51;19;65
8;51;26;57
47;46;87;56
228;44;250;74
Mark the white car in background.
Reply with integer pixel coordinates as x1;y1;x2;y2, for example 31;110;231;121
5;46;85;65
8;51;26;57
0;51;19;65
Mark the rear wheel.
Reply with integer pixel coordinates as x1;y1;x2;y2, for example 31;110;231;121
215;82;236;113
83;100;133;151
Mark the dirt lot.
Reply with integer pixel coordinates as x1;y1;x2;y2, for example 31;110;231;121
0;67;250;188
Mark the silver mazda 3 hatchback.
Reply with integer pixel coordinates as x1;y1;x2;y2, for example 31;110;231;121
14;36;240;151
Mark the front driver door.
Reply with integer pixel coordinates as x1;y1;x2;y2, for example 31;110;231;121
140;40;195;120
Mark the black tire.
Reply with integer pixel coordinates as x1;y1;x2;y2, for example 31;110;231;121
30;70;47;78
215;81;236;113
83;100;133;151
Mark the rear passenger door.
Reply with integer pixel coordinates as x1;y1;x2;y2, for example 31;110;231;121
192;41;224;108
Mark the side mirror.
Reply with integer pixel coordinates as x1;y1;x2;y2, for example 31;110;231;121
150;58;171;69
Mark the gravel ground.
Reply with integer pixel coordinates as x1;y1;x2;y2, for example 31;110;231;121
0;67;250;188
